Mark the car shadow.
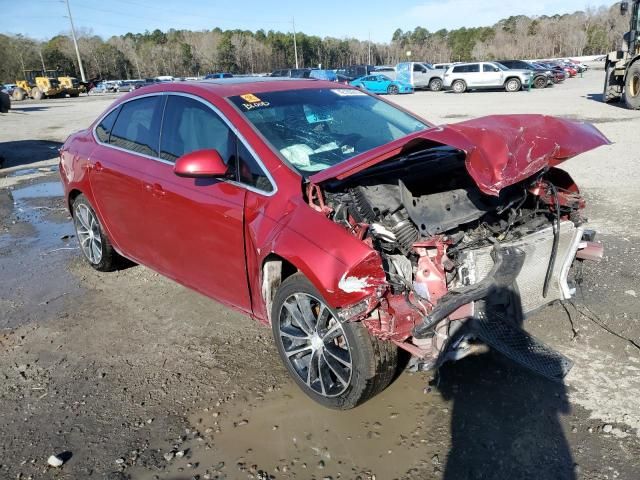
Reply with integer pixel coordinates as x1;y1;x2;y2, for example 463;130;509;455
434;287;575;480
8;105;54;113
0;140;63;169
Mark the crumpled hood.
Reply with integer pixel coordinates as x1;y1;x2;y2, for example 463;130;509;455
309;114;610;196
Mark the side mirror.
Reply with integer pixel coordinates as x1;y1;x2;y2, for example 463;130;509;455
174;149;228;178
621;1;629;15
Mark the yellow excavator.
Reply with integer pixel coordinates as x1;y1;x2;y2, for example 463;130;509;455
604;0;640;108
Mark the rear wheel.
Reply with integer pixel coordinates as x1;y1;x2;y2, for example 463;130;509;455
451;80;466;93
387;84;399;95
429;78;443;91
505;77;522;92
271;273;398;409
603;64;622;103
624;62;640;110
72;194;122;271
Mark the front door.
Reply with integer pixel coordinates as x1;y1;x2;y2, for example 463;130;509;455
139;94;251;311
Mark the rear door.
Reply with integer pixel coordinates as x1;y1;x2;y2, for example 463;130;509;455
139;94;255;311
89;95;164;263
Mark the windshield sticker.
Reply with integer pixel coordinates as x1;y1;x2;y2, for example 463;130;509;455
303;104;333;124
240;93;262;103
331;89;367;97
241;101;271;110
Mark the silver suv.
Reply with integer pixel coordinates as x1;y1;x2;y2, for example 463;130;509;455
443;62;532;93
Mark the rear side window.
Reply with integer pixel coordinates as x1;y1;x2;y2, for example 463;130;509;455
95;107;120;143
453;64;480;73
110;96;163;156
238;141;273;193
159;95;235;168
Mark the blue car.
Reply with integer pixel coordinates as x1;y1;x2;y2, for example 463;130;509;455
349;74;413;95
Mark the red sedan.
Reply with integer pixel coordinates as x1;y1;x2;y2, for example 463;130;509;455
59;78;608;409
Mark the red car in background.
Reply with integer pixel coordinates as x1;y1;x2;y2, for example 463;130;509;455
59;78;608;409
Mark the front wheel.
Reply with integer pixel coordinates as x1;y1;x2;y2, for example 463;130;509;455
72;194;122;271
451;80;466;93
387;84;399;95
624;62;640;110
505;78;522;92
271;273;398;409
603;64;622;103
534;76;547;89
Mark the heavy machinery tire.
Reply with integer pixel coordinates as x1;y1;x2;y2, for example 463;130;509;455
271;273;398;409
12;88;26;101
624;62;640;110
0;92;10;113
31;87;43;100
603;64;622;103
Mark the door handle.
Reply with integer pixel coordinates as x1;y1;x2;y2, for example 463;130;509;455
152;183;166;197
144;182;166;197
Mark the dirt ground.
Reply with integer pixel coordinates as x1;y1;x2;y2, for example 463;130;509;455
0;69;639;480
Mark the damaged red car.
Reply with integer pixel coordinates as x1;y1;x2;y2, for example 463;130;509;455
59;78;608;409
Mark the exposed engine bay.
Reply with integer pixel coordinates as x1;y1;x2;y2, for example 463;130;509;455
313;144;602;378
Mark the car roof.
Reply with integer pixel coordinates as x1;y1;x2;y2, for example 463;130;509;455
124;77;339;99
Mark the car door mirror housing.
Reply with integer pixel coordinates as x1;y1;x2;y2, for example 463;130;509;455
174;149;229;178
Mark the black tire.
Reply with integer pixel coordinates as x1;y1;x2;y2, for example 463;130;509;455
0;92;10;113
505;77;522;92
451;79;466;93
604;63;622;103
429;77;443;91
534;76;547;89
624;62;640;110
271;273;398;410
387;84;399;95
12;88;25;101
72;194;122;271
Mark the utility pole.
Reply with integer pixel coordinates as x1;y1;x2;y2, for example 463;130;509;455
39;50;47;72
64;0;86;82
292;17;299;69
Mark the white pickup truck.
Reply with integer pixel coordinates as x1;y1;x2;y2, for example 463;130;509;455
381;62;445;91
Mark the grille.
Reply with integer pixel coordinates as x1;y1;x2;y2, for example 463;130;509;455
461;221;583;314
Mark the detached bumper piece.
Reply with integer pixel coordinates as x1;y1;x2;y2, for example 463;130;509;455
471;308;574;381
412;246;525;339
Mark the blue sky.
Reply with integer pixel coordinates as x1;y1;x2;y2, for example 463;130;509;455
3;0;613;42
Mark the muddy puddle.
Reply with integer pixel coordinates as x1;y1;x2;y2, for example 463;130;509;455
141;372;448;479
5;165;59;178
0;178;79;329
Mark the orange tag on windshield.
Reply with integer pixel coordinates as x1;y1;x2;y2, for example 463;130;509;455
240;93;261;103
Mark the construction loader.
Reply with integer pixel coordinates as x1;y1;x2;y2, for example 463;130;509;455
604;1;640;108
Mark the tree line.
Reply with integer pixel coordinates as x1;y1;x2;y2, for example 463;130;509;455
0;4;629;83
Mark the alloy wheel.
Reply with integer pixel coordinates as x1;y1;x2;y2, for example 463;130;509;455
277;293;352;397
74;203;103;264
